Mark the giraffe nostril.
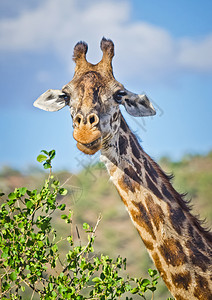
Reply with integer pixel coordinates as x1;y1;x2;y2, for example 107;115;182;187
74;114;83;127
89;116;95;124
74;113;99;127
88;114;99;126
76;116;81;124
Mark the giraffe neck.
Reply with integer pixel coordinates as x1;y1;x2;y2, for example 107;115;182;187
100;116;212;300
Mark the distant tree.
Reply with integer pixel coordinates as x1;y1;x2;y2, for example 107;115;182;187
0;166;21;178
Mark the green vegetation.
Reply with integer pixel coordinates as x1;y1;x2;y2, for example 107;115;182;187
0;151;161;300
0;150;211;299
159;151;212;225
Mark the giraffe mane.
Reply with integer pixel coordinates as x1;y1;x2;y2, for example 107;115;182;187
151;158;212;244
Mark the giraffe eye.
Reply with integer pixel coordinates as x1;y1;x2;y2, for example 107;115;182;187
113;90;127;103
59;93;70;102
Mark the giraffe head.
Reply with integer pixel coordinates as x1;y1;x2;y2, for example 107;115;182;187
34;38;156;155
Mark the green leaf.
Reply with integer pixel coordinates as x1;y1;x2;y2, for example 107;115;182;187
61;214;67;220
58;204;66;211
51;244;58;252
1;250;9;259
83;223;90;230
49;282;53;291
130;287;139;294
27;189;37;196
59;188;67;196
49;150;56;160
41;150;49;155
18;187;27;196
92;277;101;283
18;222;24;229
58;285;68;294
37;154;47;163
52;291;57;298
43;162;51;169
21;285;25;292
9;271;17;281
37;241;44;247
141;279;151;287
8;192;17;200
53;180;60;186
148;268;157;277
3;282;11;291
26;200;34;209
149;287;156;292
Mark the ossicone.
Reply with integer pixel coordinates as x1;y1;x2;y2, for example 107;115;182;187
100;37;114;60
73;41;88;64
72;38;115;74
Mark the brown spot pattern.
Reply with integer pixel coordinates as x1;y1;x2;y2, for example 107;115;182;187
124;166;142;184
161;183;173;199
119;135;128;155
188;223;194;237
143;156;159;183
186;240;210;272
132;158;142;174
118;174;139;193
145;173;163;199
171;271;191;290
131;201;156;240
109;164;117;176
145;194;165;231
113;111;119;121
193;274;212;299
141;237;154;250
129;135;140;159
174;295;187;300
159;238;187;267
120;117;128;132
169;207;186;235
193;231;206;251
151;252;172;290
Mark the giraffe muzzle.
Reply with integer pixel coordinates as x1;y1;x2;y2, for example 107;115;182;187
76;136;102;155
73;126;102;155
81;137;101;148
73;112;102;155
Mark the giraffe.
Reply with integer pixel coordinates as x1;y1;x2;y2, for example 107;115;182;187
34;38;212;299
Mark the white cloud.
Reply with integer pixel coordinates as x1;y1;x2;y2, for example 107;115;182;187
0;0;212;82
178;35;212;72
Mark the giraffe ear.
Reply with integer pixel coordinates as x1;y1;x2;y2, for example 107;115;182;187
33;89;70;112
117;90;156;117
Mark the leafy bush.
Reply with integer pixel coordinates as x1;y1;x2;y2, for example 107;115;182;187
0;150;161;300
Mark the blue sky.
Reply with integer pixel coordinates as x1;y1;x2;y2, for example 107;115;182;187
0;0;212;172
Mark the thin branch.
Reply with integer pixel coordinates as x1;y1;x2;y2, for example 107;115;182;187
62;214;102;274
76;214;102;259
22;279;43;295
30;288;35;300
0;277;1;299
60;176;74;188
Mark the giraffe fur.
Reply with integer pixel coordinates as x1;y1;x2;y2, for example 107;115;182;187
34;38;212;300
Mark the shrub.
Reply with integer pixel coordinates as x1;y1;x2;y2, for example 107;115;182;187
0;150;160;300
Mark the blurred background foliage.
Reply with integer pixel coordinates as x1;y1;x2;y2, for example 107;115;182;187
1;150;212;299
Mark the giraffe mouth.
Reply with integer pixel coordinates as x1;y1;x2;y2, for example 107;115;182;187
76;137;102;155
81;137;101;148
